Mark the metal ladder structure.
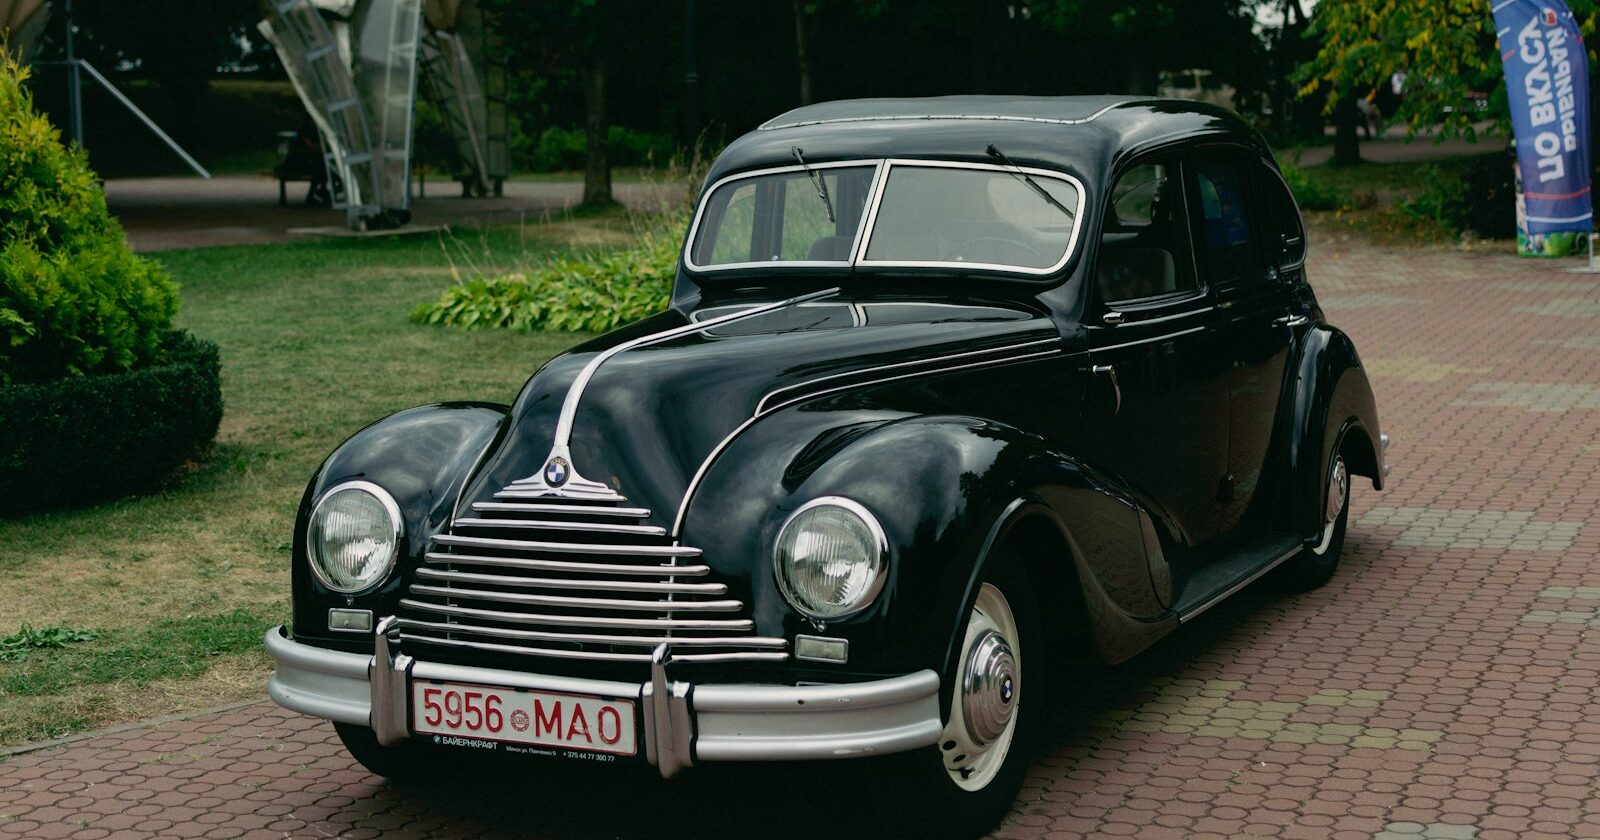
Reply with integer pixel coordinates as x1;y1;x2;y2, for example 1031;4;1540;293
261;0;422;230
418;0;508;197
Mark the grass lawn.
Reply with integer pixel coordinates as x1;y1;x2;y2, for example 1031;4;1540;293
0;221;608;747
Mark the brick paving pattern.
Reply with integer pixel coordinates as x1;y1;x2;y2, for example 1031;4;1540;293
3;232;1599;838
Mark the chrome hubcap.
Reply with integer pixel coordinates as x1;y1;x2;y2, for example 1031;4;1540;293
962;630;1017;745
1313;455;1348;555
941;583;1020;791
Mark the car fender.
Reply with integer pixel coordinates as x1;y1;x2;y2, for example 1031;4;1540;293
1285;325;1384;541
680;409;1172;678
290;402;508;646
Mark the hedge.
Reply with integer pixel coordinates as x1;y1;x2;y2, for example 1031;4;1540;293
0;330;223;514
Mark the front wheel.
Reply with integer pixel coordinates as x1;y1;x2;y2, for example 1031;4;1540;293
891;552;1042;838
334;722;432;782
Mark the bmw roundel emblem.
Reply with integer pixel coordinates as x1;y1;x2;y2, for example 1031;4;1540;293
544;457;570;487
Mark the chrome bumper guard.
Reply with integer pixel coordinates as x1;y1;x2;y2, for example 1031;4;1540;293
1380;432;1392;478
264;619;942;778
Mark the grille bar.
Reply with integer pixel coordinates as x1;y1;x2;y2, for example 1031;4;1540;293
395;617;785;649
410;584;742;612
471;502;652;518
423;551;711;577
406;481;784;665
415;567;728;595
433;534;702;558
400;599;755;631
453;517;667;537
398;633;790;664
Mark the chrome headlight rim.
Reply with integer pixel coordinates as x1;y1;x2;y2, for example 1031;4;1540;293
307;479;403;595
772;496;889;621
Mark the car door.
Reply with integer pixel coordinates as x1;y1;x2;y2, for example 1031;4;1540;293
1081;152;1231;564
1190;147;1302;536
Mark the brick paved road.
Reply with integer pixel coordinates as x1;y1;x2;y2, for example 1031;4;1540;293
4;232;1600;839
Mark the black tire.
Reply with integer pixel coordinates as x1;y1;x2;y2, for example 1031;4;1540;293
333;722;432;782
1278;440;1352;591
890;549;1043;839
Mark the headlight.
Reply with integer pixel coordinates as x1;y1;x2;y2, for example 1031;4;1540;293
773;497;887;620
307;480;402;593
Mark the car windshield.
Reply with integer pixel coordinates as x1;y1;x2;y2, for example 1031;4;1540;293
687;160;1082;275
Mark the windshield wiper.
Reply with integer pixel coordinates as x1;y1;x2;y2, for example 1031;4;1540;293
986;144;1074;221
791;146;835;223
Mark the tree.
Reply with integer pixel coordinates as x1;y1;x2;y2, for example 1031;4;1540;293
1296;0;1600;165
485;0;636;207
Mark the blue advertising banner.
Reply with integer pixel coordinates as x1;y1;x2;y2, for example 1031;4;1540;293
1493;0;1592;251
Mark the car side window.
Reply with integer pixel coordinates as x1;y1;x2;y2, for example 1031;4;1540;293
1257;164;1307;268
1190;150;1263;287
1096;156;1200;305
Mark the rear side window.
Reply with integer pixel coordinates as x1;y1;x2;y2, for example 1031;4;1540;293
1258;165;1307;268
1096;155;1199;304
1191;151;1264;287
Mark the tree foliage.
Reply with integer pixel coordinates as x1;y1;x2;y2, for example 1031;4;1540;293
1297;0;1600;141
0;50;179;385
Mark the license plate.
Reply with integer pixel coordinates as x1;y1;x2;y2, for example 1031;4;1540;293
411;680;637;756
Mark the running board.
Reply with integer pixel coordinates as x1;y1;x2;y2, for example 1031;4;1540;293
1173;535;1303;623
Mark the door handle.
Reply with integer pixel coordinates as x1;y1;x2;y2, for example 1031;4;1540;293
1092;364;1121;415
1273;314;1311;328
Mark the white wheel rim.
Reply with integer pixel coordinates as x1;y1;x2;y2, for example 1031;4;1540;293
1313;454;1348;556
940;582;1021;791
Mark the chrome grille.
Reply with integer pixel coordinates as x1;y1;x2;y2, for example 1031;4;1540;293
398;486;788;665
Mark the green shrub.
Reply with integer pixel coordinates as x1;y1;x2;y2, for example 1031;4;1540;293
1278;162;1352;212
0;330;223;514
1400;154;1516;238
410;212;682;333
512;124;679;172
0;50;180;385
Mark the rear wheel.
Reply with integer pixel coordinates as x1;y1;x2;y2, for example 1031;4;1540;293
1279;443;1351;591
893;552;1042;838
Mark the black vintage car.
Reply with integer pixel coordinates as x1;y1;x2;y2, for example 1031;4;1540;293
266;95;1388;835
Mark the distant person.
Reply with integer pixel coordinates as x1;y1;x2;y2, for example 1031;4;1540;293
293;117;331;208
1356;98;1383;139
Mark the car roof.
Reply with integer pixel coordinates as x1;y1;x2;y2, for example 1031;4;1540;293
706;95;1267;190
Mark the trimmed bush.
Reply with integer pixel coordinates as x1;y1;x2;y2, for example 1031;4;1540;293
0;330;222;514
410;211;682;333
1278;162;1352;212
1;50;180;385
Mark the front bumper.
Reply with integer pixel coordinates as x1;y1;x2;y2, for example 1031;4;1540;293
264;620;943;778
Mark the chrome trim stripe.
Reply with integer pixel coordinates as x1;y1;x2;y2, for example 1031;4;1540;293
399;599;754;630
409;584;741;612
470;502;652;517
1176;546;1301;624
424;551;710;577
754;336;1059;415
854;158;1087;276
1099;306;1209;327
395;617;784;649
432;534;702;558
757;101;1130;130
672;346;1061;537
1092;325;1207;354
415;567;727;595
451;517;667;537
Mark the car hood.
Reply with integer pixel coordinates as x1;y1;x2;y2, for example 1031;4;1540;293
455;297;1062;528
